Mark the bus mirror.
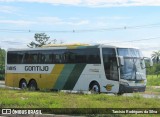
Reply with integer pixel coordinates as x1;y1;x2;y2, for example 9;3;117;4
149;58;153;67
119;56;124;66
144;57;153;68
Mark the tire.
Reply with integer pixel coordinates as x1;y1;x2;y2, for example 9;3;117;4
89;82;100;94
19;79;27;89
28;80;37;91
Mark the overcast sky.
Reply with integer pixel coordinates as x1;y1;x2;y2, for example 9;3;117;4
1;0;160;57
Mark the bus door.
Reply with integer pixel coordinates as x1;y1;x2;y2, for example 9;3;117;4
102;48;119;93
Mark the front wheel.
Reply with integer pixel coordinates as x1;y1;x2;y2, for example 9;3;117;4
28;80;37;91
89;82;100;93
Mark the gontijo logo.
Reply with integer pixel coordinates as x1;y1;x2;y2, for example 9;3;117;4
25;66;49;71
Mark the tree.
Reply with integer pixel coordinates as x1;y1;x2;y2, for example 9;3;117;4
27;33;51;48
0;48;5;80
0;48;5;66
151;50;160;63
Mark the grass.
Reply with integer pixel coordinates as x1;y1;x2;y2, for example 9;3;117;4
0;89;160;116
147;75;160;86
145;86;160;95
1;75;160;116
0;88;160;109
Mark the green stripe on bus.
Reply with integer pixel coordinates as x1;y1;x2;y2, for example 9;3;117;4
63;64;86;90
53;64;75;90
51;64;65;88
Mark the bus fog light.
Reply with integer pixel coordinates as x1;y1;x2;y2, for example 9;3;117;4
120;81;129;86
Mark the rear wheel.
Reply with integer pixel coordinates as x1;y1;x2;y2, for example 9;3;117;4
89;82;100;93
28;80;37;91
19;79;27;89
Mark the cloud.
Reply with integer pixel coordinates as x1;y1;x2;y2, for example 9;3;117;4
37;16;89;26
0;20;36;27
0;5;17;13
65;19;89;26
0;0;160;7
0;17;89;28
1;37;30;49
0;0;81;5
84;0;160;7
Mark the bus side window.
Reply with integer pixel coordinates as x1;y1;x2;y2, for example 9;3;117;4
44;54;52;63
33;54;38;64
109;57;119;81
22;53;29;64
27;55;33;64
102;48;119;81
41;55;45;64
55;54;61;63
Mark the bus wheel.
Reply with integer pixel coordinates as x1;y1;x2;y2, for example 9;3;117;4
28;80;37;91
19;79;27;89
89;82;100;94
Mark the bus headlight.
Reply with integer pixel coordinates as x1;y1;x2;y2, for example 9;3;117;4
120;81;129;86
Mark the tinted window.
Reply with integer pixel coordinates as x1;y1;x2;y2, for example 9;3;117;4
102;48;119;81
40;51;52;64
22;51;38;64
118;48;142;58
66;49;101;64
7;48;101;64
7;52;18;64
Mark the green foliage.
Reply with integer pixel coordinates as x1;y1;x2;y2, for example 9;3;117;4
146;63;160;75
27;33;52;48
0;48;5;80
151;50;160;63
147;50;160;75
0;48;5;66
147;75;160;86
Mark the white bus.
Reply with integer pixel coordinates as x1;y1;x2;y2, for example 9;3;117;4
5;44;151;94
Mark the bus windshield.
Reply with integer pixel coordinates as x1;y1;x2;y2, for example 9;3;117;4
117;48;146;81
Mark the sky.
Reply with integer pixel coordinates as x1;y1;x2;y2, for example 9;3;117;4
1;0;160;57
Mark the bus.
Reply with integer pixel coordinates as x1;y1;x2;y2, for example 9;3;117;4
5;44;152;94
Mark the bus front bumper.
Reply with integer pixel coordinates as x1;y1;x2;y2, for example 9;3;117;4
119;84;146;94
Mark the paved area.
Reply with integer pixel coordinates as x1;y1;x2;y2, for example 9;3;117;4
0;80;5;88
0;80;5;84
0;80;20;90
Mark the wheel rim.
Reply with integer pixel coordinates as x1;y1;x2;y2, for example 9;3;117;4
29;81;37;91
92;85;99;93
21;82;27;89
30;84;36;90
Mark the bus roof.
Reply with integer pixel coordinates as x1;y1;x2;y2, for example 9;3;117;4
42;43;89;47
7;43;139;51
101;44;139;49
43;43;138;49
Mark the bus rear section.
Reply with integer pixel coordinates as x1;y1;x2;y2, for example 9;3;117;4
5;46;104;92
